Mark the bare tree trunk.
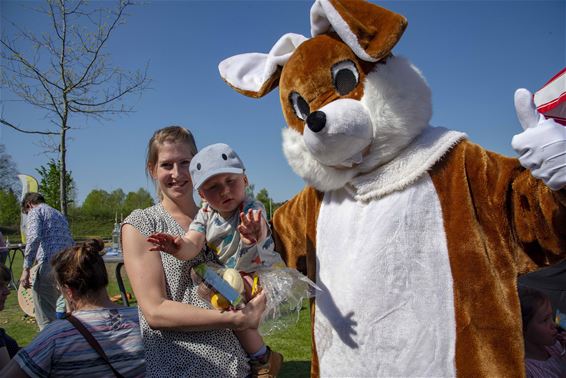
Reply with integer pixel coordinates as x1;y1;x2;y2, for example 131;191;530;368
59;1;68;217
60;126;67;216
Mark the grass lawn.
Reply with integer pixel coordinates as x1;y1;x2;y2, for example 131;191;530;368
0;250;311;377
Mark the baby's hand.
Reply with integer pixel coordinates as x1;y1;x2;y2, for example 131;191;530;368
147;233;182;254
237;209;267;245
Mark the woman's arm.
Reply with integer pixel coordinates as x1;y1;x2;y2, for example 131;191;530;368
122;224;265;331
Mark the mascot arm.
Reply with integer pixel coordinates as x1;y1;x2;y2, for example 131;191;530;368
510;88;566;265
457;138;566;270
510;168;566;267
272;186;323;282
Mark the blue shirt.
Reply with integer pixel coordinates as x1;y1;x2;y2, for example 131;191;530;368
23;203;74;269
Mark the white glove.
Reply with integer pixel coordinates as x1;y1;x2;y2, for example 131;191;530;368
512;88;566;191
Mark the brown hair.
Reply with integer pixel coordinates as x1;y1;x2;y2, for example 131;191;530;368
518;286;551;332
21;192;45;211
51;239;108;298
0;264;10;285
146;126;198;199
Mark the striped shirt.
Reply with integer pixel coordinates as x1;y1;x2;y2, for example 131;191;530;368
14;306;146;377
23;203;74;269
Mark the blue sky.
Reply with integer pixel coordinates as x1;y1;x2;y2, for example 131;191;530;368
1;0;565;206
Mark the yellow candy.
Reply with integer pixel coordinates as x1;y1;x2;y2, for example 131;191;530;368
210;293;230;310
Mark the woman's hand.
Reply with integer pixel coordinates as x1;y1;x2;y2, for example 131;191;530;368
233;290;266;330
238;209;267;245
147;233;183;254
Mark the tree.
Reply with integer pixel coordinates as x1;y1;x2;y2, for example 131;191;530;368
36;158;76;209
108;188;126;216
0;144;19;193
0;189;20;227
256;188;273;220
81;189;112;219
123;188;153;217
1;0;149;216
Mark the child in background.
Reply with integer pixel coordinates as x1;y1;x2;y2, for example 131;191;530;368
148;143;284;377
519;286;566;377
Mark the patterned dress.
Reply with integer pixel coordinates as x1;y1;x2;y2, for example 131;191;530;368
124;204;249;378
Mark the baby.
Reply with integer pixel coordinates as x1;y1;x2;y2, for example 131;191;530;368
148;143;284;377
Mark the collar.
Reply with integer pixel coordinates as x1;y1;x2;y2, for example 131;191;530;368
345;126;466;202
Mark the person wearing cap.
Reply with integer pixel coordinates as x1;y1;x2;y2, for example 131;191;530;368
122;127;268;378
148;142;285;377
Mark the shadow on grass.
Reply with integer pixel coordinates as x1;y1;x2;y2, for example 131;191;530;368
280;360;310;378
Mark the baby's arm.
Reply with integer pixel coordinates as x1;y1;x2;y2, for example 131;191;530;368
237;209;268;245
147;230;205;261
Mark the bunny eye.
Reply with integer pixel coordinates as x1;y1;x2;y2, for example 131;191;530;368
289;91;310;121
332;60;359;96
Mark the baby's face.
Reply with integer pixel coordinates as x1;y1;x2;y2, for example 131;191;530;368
199;173;247;217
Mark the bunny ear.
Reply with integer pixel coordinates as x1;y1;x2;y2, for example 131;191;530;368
310;0;407;62
218;33;308;98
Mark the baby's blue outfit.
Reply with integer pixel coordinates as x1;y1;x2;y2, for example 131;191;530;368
189;197;284;272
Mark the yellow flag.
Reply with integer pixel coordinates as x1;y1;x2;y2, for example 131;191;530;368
17;174;39;244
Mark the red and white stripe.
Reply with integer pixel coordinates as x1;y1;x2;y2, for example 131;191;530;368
534;67;566;125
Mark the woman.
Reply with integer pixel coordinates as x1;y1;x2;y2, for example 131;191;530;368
0;263;19;370
0;239;146;377
121;126;266;377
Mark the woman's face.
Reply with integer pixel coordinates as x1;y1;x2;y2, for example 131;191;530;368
0;280;10;311
151;141;194;202
525;300;557;347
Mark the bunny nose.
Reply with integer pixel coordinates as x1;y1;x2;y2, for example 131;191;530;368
307;111;326;133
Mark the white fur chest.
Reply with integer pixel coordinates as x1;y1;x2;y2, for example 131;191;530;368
315;174;456;377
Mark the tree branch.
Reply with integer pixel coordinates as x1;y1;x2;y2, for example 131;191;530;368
71;1;131;91
0;119;57;135
0;40;64;92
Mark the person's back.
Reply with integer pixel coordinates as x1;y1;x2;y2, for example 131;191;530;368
20;193;74;330
24;202;74;261
14;307;144;377
1;239;146;377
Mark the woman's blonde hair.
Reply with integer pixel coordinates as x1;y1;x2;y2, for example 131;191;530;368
146;126;198;199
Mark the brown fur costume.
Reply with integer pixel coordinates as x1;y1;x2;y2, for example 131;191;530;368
273;140;566;376
219;0;566;376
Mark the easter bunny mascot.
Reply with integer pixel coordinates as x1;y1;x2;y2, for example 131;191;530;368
219;0;566;376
